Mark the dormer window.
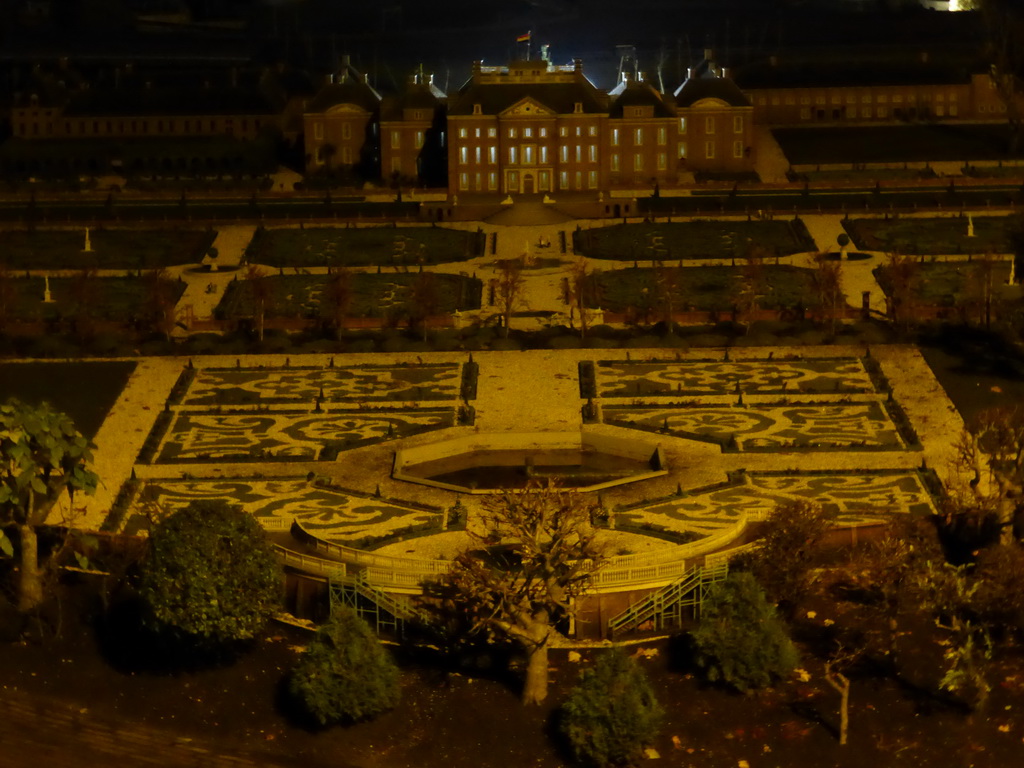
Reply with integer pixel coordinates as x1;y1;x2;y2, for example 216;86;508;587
473;103;482;115
574;102;583;113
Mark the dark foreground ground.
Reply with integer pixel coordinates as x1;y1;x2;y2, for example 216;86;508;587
1;572;1024;768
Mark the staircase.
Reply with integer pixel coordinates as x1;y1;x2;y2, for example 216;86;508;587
329;570;426;637
606;562;728;639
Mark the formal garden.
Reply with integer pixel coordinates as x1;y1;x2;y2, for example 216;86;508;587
844;215;1014;255
2;345;1024;767
243;225;485;268
214;272;483;323
0;227;217;269
574;219;816;261
584;264;822;314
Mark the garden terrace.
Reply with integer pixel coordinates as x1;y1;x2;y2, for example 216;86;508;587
214;273;482;323
574;220;815;261
873;260;1017;309
584;265;828;316
0;275;187;324
844;215;1014;255
594;357;880;397
603;401;912;452
0;228;216;270
244;226;485;268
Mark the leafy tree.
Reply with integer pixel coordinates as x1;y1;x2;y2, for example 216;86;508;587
288;604;400;726
429;481;605;704
0;399;98;612
742;498;834;612
137;499;281;646
691;571;798;692
560;650;664;768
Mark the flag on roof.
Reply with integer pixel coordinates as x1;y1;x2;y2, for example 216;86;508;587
516;32;531;43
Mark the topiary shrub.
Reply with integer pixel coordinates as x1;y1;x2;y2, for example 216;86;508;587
559;649;663;767
691;571;798;692
137;499;281;648
288;604;401;726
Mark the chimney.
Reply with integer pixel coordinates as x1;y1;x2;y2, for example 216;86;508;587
573;58;583;73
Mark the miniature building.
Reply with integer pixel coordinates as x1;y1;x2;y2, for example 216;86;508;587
302;56;382;180
379;70;447;189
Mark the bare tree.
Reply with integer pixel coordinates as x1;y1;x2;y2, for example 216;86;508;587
961;253;1000;330
813;253;845;337
655;266;683;335
880;251;920;333
320;267;353;341
244;264;272;342
823;643;860;746
144;268;179;341
407;270;440;342
734;245;768;333
69;266;100;341
428;481;605;705
493;258;526;338
565;259;597;339
959;406;1024;545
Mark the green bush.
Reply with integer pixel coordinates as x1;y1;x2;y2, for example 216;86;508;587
560;650;663;768
137;499;281;647
288;605;401;725
691;572;798;692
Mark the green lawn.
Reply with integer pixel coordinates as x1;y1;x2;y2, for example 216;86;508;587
576;220;816;261
844;216;1014;255
244;226;483;268
874;260;1016;307
216;272;483;319
586;265;821;312
0;275;186;322
0;228;216;270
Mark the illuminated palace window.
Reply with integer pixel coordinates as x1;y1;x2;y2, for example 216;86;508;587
391;131;401;148
611;128;620;146
678;142;687;158
459;127;468;138
634;128;643;145
415;131;424;148
509;146;518;163
679;117;686;133
560;146;568;163
489;146;497;164
588;171;597;188
524;145;535;164
657;153;666;170
611;154;620;171
459;147;468;164
589;145;597;163
540;146;548;163
657;127;666;145
705;141;715;159
634;155;643;171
